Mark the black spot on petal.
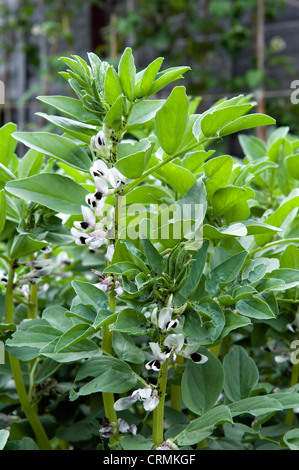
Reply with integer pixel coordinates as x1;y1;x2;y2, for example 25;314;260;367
190;353;204;363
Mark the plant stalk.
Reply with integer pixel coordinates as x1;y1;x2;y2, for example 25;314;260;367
101;291;119;446
153;356;169;446
5;262;51;450
170;355;184;411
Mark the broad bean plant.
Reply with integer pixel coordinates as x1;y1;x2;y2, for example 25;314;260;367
0;49;299;451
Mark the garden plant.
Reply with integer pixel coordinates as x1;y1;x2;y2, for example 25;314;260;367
0;48;299;451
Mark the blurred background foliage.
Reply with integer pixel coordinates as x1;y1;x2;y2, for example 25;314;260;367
1;0;299;144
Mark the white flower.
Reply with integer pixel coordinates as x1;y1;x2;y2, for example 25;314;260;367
180;345;209;364
118;418;137;435
74;205;96;231
156;439;179;450
94;176;111;199
114;386;159;412
106;244;115;262
71;227;89;246
157;295;179;331
86;235;105;250
164;333;184;361
108;167;126;189
91;131;110;159
90;159;109;179
143;389;159;411
145;342;171;371
115;281;124;296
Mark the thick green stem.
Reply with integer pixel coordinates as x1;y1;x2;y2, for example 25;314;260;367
28;284;38;319
170;355;184;412
153;358;169;446
5;262;51;450
102;291;119;446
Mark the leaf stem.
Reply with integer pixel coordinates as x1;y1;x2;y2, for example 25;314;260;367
250;238;299;256
153;357;169;447
121;137;210;197
170;355;184;412
101;290;119;447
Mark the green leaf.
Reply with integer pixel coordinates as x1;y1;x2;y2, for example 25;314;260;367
201;105;253;137
205;251;248;296
219;310;251;339
135;57;164;98
0;189;6;234
125;184;173;205
75;356;137;395
141;238;166;275
104;66;123;105
0;163;16;184
115;138;154;179
104;95;127;131
6;319;62;358
181;347;224;415
55;324;96;353
286;154;299;179
268;268;299;291
121;435;153;450
176;240;209;302
228;396;283;417
283;429;299;450
175;405;233;446
219;114;276;137
0;122;17;166
157;162;196;196
148;66;190;96
0;429;10;450
126;99;165;129
280;245;299;269
36;113;97;144
236;295;276;320
155;86;189;155
12;132;92;172
37;95;99;124
71;280;108;312
118;47;136;102
238;134;267;160
112;332;145;364
40;338;98;363
203;223;247;240
110;308;148;335
103;262;140;277
203;155;233;194
223;346;259;402
5;173;88;215
211;186;255;221
9;234;48;260
255;190;299;246
18;149;44;179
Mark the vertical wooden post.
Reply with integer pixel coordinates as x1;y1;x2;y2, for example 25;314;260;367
256;0;268;141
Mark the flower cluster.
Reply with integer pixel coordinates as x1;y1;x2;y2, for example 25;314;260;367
145;295;208;372
71;144;126;253
98;417;137;439
92;269;123;296
156;439;179;450
114;386;159;412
